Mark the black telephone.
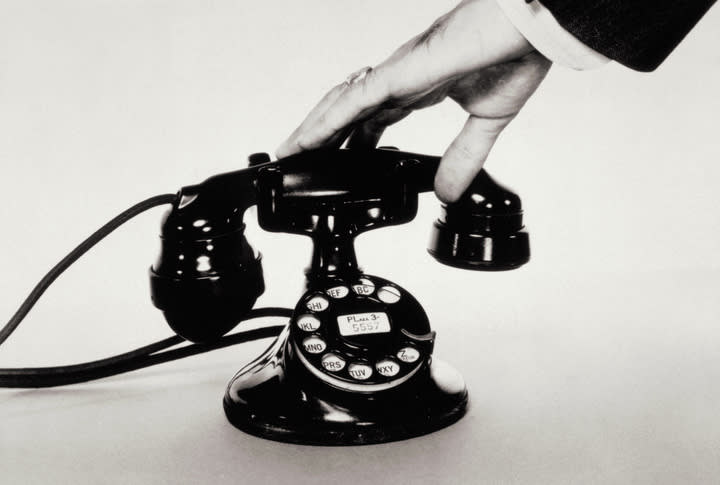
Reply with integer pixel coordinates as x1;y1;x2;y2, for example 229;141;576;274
148;146;530;445
0;146;529;446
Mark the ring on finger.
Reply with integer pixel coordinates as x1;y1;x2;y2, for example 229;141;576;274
343;66;373;87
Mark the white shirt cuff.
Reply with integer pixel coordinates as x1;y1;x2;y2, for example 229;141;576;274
495;0;610;70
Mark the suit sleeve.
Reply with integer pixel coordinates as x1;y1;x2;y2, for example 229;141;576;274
535;0;717;71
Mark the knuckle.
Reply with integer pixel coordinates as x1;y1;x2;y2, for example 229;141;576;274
485;116;513;133
453;142;477;161
357;67;390;105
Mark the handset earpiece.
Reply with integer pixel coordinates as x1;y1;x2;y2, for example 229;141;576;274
428;170;530;270
149;165;265;343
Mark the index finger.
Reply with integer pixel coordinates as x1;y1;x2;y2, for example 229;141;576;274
277;66;391;158
294;66;390;150
276;80;354;159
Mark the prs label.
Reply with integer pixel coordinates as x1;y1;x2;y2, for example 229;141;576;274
337;312;391;336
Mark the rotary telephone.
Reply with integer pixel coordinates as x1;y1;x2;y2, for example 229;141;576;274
0;147;530;446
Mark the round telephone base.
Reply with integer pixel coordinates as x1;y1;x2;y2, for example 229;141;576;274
223;358;468;446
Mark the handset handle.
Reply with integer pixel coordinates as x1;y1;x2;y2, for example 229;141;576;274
162;147;440;240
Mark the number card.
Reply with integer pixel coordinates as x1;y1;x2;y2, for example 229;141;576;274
337;312;391;336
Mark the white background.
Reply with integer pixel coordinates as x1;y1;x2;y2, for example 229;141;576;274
1;1;719;483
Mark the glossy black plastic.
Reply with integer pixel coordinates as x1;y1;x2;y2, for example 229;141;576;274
224;336;468;445
224;273;469;445
289;275;434;390
153;147;529;276
253;152;427;282
150;205;265;342
149;171;265;343
150;147;528;444
428;170;530;270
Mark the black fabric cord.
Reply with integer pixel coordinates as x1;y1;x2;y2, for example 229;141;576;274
0;192;292;388
0;308;291;388
0;193;178;347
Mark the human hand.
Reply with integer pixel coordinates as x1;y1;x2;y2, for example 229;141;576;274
276;0;551;202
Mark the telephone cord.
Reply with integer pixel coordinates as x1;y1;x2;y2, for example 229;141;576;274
0;193;289;388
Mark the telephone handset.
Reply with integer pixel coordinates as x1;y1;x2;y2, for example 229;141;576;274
149;147;530;445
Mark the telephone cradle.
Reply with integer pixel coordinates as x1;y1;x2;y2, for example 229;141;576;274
149;147;530;445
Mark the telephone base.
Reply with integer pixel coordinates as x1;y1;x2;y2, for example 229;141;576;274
223;328;468;446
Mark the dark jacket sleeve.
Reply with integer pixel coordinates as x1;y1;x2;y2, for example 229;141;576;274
536;0;716;71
